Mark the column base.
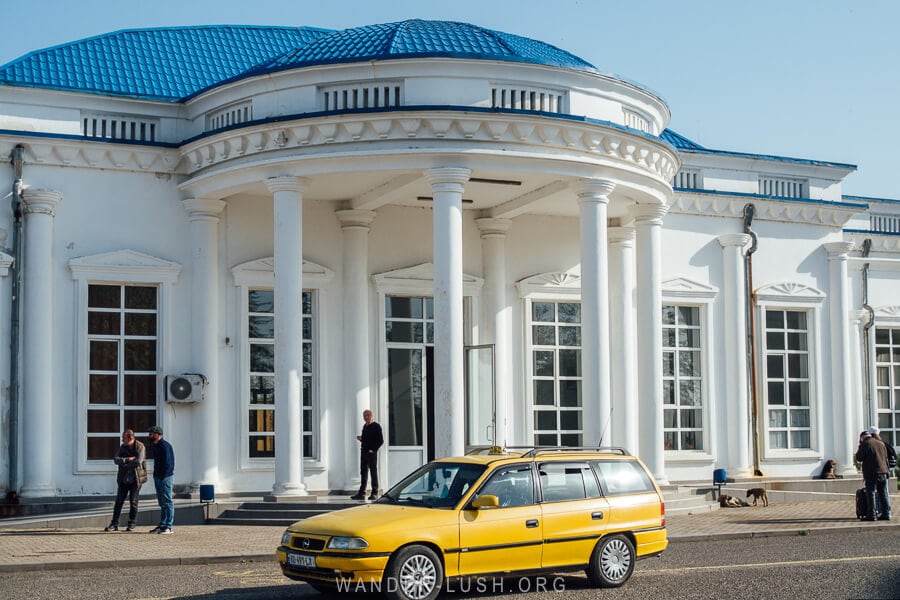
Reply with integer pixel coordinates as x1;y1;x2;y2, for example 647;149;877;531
835;464;859;478
18;484;56;499
271;482;308;498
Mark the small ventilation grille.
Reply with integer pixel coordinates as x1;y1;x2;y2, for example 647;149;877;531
82;113;158;142
870;213;900;234
623;109;651;134
491;86;564;113
206;101;253;131
672;168;702;190
759;176;807;199
322;83;402;110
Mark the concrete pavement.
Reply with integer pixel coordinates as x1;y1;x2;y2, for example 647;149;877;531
0;497;897;573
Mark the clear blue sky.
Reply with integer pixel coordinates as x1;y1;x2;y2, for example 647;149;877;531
3;0;897;198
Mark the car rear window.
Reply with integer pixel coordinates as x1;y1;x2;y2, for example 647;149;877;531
538;462;601;502
592;460;656;496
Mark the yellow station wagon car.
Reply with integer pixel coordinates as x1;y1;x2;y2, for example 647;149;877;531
276;447;667;600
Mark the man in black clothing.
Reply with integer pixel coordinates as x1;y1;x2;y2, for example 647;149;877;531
856;430;891;521
351;409;383;500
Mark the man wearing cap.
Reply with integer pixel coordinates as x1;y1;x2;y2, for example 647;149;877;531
866;426;895;519
147;426;176;533
856;428;890;521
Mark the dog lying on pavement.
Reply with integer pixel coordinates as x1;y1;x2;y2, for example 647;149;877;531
746;488;769;507
718;494;749;508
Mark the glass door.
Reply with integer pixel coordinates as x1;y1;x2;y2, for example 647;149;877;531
465;344;496;449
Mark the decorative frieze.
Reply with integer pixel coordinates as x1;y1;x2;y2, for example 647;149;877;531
671;191;863;226
180;112;678;182
1;138;181;174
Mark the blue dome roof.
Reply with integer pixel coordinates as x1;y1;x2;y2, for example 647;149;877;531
249;20;598;76
0;25;333;101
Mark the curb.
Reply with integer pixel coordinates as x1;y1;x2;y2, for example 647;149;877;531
669;521;900;543
0;553;276;573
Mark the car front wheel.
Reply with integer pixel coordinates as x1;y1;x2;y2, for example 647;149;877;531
586;534;635;587
384;544;444;600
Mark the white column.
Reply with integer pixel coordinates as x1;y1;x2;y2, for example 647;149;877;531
717;233;753;477
267;176;309;497
575;179;614;447
609;226;637;453
183;198;226;492
20;189;62;498
633;203;668;484
476;218;512;447
426;167;471;458
336;209;376;490
824;241;857;476
850;309;870;436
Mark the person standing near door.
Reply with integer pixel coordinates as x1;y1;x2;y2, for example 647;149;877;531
351;409;383;500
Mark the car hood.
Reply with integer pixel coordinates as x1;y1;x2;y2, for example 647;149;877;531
287;503;457;538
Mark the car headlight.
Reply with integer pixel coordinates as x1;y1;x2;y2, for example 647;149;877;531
327;536;369;550
281;530;292;545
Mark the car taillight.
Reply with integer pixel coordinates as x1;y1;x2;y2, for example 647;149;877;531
660;501;666;527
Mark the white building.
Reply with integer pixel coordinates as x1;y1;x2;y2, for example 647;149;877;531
0;20;897;499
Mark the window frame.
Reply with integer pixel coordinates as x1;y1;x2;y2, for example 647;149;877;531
232;257;333;472
69;250;181;474
755;283;825;460
661;278;717;463
870;306;900;448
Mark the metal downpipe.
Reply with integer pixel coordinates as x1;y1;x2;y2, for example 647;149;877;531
860;239;875;428
742;203;763;476
6;145;25;500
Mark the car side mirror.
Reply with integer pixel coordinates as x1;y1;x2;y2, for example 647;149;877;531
471;494;500;509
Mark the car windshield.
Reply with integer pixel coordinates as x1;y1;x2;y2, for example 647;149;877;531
379;462;487;509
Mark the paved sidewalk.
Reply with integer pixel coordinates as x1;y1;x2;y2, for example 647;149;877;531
0;500;896;573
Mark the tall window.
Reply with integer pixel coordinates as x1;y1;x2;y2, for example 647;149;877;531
87;284;158;460
765;309;811;449
530;301;582;446
247;289;315;459
662;305;703;451
875;328;900;447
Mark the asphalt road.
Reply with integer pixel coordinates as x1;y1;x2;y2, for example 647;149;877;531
2;530;898;600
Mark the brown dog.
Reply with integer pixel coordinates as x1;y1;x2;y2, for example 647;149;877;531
819;459;843;479
718;494;748;508
746;488;769;507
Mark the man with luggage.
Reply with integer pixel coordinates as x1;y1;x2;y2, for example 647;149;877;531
856;429;891;521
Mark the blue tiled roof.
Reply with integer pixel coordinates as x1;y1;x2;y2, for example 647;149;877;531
661;129;705;150
0;25;333;101
245;20;598;76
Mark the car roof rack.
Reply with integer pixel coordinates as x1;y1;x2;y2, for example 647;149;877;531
466;446;629;458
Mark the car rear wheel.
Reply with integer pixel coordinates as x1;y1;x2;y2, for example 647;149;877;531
586;534;635;588
384;544;443;600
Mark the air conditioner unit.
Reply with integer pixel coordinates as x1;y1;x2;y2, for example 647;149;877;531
165;374;205;403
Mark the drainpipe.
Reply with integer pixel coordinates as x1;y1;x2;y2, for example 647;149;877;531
860;239;875;428
6;145;24;500
742;203;763;476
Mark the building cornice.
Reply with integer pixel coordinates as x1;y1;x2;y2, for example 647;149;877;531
179;110;679;183
1;134;181;174
670;190;864;227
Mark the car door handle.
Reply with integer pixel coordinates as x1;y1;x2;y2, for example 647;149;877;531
591;511;604;520
525;519;539;528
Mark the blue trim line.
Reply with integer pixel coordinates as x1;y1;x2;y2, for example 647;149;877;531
0;128;179;148
674;187;868;209
843;195;900;205
844;229;900;237
678;147;856;170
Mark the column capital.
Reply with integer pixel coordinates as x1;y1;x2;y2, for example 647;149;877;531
476;217;512;238
183;198;227;221
23;189;63;216
608;226;635;246
573;178;616;200
336;209;377;230
717;233;752;249
824;241;855;259
424;167;471;193
631;203;668;225
265;176;309;194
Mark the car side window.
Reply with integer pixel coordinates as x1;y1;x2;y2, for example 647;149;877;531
477;465;535;508
592;460;655;496
538;462;600;502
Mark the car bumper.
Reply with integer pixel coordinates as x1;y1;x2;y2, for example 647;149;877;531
276;546;390;584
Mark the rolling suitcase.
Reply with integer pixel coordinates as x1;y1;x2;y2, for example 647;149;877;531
856;487;881;520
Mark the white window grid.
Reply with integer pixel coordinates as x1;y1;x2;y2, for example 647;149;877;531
874;327;900;447
764;309;812;449
246;288;316;460
662;305;703;451
322;82;402;111
86;284;159;461
623;108;652;134
528;300;583;447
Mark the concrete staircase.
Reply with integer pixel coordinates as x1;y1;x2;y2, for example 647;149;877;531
206;500;358;526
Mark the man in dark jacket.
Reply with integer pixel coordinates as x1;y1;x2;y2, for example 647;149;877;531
856;430;890;521
104;429;146;532
351;409;383;500
147;425;176;533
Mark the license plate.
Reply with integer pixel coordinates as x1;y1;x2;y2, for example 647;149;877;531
287;552;316;569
